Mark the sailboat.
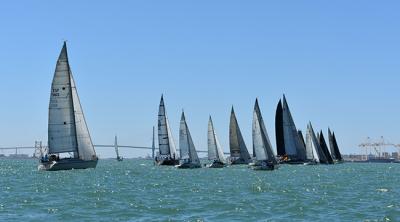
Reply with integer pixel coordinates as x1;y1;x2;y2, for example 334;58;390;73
275;95;306;163
251;99;279;171
114;135;123;161
176;112;201;169
38;42;98;171
207;116;226;168
304;123;320;165
156;95;179;165
229;107;251;164
319;131;334;164
328;129;343;162
305;123;333;164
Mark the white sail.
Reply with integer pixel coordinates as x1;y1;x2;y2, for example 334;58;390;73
70;74;96;160
114;135;120;158
252;99;277;163
306;122;325;163
48;43;78;154
179;112;200;164
282;96;306;160
158;96;177;158
208;116;225;162
305;125;316;161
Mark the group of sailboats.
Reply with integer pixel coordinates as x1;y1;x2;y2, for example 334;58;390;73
38;43;342;171
274;95;343;165
155;96;280;170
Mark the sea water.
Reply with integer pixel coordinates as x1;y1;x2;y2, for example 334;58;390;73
0;159;399;221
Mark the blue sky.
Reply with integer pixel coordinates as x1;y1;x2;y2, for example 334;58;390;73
1;1;399;158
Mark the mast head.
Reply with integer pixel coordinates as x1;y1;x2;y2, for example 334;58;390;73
254;98;260;111
58;41;68;61
180;110;186;121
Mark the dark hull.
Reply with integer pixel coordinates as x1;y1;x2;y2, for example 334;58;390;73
207;161;225;168
157;159;179;166
39;158;98;171
230;158;250;165
176;162;201;169
251;161;279;171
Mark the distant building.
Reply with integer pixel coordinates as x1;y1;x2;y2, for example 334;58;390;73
392;152;399;160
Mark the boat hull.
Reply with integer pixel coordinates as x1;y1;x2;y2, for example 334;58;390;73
157;159;179;166
207;161;225;168
176;162;201;169
230;158;251;165
38;158;98;171
251;161;279;171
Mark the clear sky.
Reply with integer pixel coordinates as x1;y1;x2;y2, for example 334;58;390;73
1;1;399;158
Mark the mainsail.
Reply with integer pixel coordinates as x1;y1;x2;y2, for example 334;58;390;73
306;122;326;163
229;107;251;161
158;95;178;159
298;130;306;151
328;129;343;161
252;99;277;164
179;112;200;165
275;100;285;156
319;131;334;164
208;116;225;162
48;42;96;160
114;135;120;159
275;95;306;160
332;132;343;161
